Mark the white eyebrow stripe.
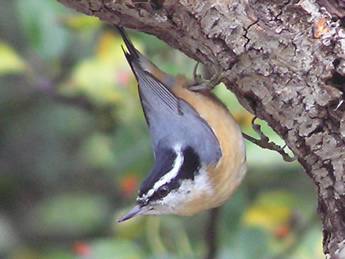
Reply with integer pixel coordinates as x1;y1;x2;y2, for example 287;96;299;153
140;144;184;201
153;148;183;190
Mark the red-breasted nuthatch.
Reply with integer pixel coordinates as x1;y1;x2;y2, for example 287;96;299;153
117;27;247;222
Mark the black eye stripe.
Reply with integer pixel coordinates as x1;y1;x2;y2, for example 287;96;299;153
147;185;170;201
177;146;201;181
138;148;176;198
141;146;201;203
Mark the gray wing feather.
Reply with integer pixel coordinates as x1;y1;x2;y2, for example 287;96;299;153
133;63;222;164
133;63;181;117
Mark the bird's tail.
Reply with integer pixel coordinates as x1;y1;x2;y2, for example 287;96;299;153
115;26;140;61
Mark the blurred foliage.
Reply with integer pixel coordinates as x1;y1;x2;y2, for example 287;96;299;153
0;0;323;258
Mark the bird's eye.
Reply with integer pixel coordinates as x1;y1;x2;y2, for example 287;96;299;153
157;185;170;198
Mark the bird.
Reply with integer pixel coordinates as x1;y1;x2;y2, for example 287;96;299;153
116;26;247;222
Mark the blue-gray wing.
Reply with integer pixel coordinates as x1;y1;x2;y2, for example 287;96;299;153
117;26;221;164
132;62;222;165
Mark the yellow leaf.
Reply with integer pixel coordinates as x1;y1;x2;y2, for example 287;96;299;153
61;15;101;31
0;41;27;74
243;191;293;232
97;31;118;59
96;31;143;62
61;31;138;105
59;31;142;123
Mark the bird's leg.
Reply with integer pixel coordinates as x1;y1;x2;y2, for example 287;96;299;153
188;62;228;91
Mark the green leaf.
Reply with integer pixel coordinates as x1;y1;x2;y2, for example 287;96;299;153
15;0;70;59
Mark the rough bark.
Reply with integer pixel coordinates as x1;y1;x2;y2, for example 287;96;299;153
57;0;345;257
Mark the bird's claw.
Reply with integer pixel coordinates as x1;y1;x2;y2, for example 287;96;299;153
243;117;297;162
188;62;227;91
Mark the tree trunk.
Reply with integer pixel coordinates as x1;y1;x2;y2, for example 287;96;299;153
57;0;345;257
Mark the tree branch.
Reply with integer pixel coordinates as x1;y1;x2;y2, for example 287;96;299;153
57;0;345;257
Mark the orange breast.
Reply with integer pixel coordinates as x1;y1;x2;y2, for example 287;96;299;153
171;81;247;213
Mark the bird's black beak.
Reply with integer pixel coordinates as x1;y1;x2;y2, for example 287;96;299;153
117;204;144;222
